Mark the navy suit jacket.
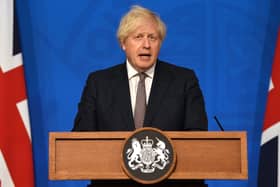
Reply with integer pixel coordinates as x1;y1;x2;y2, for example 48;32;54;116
72;60;207;131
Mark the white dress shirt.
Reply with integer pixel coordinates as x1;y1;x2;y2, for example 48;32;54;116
126;60;155;116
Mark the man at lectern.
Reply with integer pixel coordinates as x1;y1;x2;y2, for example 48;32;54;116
72;5;208;187
72;5;207;133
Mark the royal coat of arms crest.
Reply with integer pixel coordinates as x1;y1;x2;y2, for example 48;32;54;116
121;128;176;184
126;136;170;173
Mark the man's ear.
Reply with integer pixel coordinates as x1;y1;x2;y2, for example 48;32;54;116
121;43;126;51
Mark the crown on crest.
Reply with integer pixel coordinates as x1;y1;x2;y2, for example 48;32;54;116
141;136;153;148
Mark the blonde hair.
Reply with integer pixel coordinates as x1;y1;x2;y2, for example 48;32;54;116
117;5;166;45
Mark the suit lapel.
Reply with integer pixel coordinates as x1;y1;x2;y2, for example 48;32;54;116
144;61;173;126
111;64;135;130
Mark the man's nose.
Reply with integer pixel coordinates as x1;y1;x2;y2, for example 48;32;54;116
142;37;151;48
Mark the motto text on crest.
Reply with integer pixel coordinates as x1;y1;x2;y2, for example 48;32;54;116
126;136;170;173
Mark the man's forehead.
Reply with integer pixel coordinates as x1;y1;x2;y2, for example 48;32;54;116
130;23;159;35
131;30;159;35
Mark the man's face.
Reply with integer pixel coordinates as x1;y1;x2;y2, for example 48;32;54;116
121;18;162;72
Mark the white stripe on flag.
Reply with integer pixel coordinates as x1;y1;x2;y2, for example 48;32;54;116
0;151;15;187
16;99;32;140
261;121;280;145
0;0;22;73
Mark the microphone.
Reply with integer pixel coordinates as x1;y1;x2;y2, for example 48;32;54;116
213;116;225;131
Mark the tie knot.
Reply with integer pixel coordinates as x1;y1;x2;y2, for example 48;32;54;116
138;72;146;81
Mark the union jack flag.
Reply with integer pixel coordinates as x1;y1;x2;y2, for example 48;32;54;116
258;28;280;187
0;0;35;186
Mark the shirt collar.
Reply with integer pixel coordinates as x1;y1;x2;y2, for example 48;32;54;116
126;59;156;80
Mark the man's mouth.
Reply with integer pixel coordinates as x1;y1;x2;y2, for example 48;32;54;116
139;53;151;60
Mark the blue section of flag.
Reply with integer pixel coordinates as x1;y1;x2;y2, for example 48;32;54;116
258;137;278;187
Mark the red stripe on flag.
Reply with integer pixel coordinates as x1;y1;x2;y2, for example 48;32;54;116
263;28;280;131
0;66;34;187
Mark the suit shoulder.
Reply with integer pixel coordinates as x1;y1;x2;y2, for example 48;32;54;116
87;63;125;80
158;60;197;78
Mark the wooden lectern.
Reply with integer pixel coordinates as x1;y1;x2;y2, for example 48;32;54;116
49;131;248;187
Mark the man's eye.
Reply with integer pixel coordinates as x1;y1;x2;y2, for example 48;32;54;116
135;35;143;40
149;35;158;41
